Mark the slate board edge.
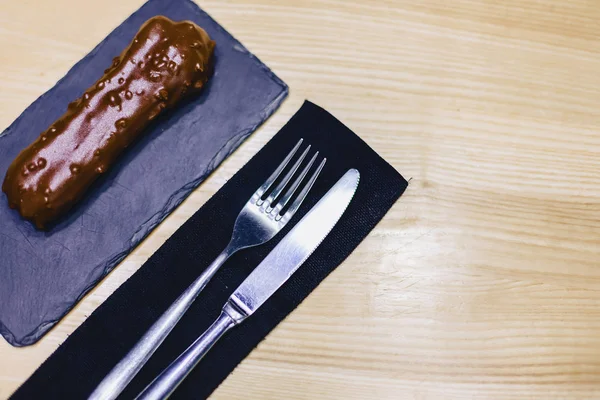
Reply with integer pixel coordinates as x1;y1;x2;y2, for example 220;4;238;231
0;0;289;347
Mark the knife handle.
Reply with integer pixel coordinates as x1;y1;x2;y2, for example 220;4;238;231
136;309;237;400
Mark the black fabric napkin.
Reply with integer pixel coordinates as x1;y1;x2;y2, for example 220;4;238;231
11;101;408;400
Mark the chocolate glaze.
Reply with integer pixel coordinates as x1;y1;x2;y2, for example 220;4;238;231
2;16;215;229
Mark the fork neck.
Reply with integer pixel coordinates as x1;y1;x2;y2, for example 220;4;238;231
198;240;238;284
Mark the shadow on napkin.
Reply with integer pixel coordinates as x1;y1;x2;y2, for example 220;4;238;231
11;101;408;399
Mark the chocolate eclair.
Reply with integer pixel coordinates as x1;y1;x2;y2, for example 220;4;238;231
2;15;215;229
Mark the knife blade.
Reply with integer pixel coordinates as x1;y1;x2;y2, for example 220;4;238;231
135;168;360;400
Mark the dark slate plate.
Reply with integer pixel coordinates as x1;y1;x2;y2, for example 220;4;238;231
0;0;288;347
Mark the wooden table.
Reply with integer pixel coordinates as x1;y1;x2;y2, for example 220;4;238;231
2;0;600;398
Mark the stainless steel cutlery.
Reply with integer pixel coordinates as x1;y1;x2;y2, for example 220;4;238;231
90;139;325;400
136;168;360;400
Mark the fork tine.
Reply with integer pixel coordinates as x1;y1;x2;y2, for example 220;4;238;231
277;157;326;221
255;139;303;200
263;144;311;208
272;151;318;216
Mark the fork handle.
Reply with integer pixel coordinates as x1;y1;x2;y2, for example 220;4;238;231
88;244;236;400
135;310;236;400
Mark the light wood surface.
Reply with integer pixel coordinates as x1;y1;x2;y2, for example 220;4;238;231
1;0;600;398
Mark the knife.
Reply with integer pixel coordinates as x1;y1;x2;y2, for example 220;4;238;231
135;168;360;400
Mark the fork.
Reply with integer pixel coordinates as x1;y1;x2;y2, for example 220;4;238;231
89;139;325;400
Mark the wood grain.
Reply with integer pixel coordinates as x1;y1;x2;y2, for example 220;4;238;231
1;0;600;398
